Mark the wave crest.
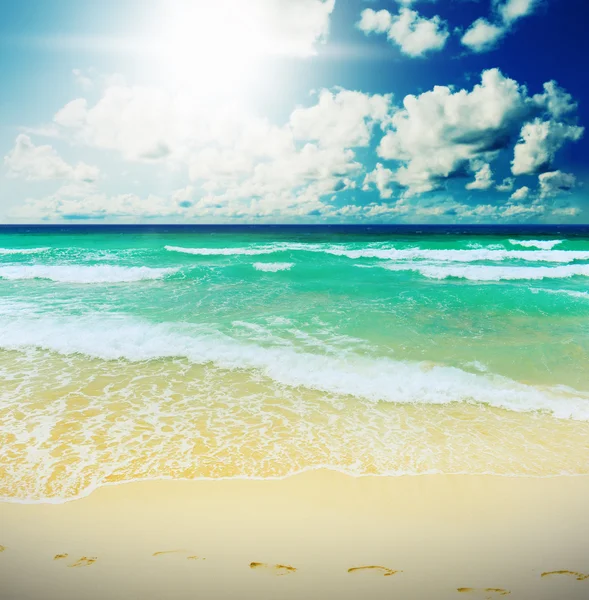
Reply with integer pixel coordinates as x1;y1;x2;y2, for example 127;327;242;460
253;262;294;272
509;239;564;250
0;265;178;283
380;263;589;281
1;314;588;421
165;245;276;256
0;247;50;255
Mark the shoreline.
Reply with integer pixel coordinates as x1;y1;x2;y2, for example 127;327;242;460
3;466;589;506
2;471;589;599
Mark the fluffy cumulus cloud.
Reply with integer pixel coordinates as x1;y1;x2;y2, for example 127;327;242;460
10;62;584;223
4;134;99;182
357;8;449;57
53;86;194;161
538;170;577;198
498;0;539;24
466;163;494;190
461;18;506;53
512;119;584;175
510;185;530;201
290;89;393;148
18;80;401;220
336;189;572;223
363;163;396;199
14;182;194;221
462;0;541;52
375;69;583;197
496;177;515;192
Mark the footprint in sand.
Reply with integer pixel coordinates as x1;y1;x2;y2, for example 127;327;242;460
348;566;401;577
153;550;205;561
68;557;97;568
541;571;589;581
458;588;510;598
250;562;297;576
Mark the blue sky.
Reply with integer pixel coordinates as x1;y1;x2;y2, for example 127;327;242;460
1;0;588;223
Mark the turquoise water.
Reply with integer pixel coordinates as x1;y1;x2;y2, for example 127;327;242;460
2;226;589;501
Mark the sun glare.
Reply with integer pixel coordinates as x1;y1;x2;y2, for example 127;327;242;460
150;1;272;98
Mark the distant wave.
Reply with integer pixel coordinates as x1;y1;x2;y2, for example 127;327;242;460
0;265;178;283
1;314;589;421
509;239;564;250
164;244;589;263
326;248;589;263
0;247;50;255
253;262;294;272
165;245;276;256
379;264;589;281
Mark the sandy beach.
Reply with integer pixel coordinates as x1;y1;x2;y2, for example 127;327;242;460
1;471;589;600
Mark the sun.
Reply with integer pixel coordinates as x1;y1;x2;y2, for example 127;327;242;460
148;0;273;99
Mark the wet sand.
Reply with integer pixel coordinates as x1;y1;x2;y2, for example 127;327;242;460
1;471;589;600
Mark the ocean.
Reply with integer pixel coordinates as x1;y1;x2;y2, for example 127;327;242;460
1;224;589;503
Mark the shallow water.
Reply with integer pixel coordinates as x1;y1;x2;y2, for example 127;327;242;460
2;225;589;502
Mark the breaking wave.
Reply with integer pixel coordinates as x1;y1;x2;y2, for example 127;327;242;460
380;263;589;281
1;314;588;421
253;262;294;272
0;265;178;283
509;240;564;250
0;247;50;255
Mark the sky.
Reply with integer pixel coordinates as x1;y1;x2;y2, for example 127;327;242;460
1;0;588;224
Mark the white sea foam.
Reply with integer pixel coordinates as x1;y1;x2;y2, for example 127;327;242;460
532;288;589;300
166;243;589;263
0;265;177;283
253;262;294;272
165;245;277;256
467;243;504;250
509;239;564;250
0;247;50;255
379;263;589;281
1;314;589;421
326;247;589;263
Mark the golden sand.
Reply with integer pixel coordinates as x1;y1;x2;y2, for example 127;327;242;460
1;471;589;599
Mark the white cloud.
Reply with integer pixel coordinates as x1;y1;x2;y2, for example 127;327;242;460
461;18;505;52
510;186;530;201
290;89;393;148
551;206;580;217
53;86;193;161
501;201;545;218
512;119;584;175
13;182;192;220
256;0;337;56
376;69;581;196
14;179;357;222
363;163;396;199
538;170;577;198
12;62;584;224
496;177;515;192
4;134;99;182
358;8;449;57
462;0;541;53
466;163;494;190
357;9;393;34
377;69;529;195
497;0;539;25
46;79;398;218
533;81;578;120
